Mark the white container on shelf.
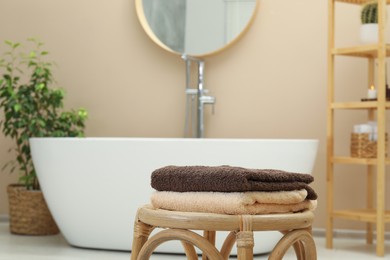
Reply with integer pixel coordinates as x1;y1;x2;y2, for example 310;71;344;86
360;23;378;44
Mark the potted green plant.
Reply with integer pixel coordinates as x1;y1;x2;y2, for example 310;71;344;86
0;39;88;235
360;1;379;43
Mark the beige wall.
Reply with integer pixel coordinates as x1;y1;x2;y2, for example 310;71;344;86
0;0;389;232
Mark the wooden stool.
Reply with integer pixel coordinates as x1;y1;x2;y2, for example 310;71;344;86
131;205;316;260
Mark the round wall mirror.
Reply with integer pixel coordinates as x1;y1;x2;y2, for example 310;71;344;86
135;0;258;57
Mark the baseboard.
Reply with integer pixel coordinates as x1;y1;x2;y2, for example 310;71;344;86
0;214;9;222
313;228;390;240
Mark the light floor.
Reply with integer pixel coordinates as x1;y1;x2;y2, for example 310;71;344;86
0;221;389;260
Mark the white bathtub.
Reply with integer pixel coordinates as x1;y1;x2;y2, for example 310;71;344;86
30;137;318;255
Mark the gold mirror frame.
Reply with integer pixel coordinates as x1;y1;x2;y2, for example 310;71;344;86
135;0;259;58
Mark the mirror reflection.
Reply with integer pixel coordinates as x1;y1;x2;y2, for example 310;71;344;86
140;0;257;56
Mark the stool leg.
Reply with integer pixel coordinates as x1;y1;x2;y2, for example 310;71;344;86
220;231;237;260
269;229;316;260
181;241;198;260
137;229;224;260
237;231;254;260
131;220;154;260
293;241;305;260
281;230;305;260
202;231;216;260
294;226;313;260
237;215;254;260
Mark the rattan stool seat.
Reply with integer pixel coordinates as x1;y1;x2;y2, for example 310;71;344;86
131;204;316;260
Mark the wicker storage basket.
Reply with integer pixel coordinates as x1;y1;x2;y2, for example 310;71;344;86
7;184;59;235
350;133;388;158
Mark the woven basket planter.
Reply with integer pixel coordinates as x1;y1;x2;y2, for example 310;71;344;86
7;184;59;235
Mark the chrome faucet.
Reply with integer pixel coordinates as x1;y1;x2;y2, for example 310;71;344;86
182;55;216;138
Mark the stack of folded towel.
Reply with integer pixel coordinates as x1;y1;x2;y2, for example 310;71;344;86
150;165;317;215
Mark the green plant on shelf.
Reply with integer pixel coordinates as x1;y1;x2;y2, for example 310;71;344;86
361;1;378;24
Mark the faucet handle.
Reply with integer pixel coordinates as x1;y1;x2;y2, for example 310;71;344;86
200;95;216;104
186;88;198;95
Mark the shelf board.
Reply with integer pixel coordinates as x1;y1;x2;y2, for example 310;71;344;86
336;0;390;5
332;45;390;58
332;156;390;165
331;101;390;109
332;209;390;223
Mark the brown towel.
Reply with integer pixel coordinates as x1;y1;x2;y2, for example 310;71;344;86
151;191;317;215
151;166;317;200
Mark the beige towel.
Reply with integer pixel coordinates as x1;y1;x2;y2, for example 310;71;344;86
151;190;317;215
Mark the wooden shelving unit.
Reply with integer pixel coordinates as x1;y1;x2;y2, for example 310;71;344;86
331;101;390;109
327;0;389;257
332;44;390;57
332;156;390;165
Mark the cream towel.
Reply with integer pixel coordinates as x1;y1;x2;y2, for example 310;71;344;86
151;190;317;215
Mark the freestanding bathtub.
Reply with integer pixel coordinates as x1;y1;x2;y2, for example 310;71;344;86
30;137;318;255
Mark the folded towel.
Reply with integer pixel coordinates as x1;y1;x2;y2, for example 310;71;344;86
151;166;317;200
151;191;317;215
